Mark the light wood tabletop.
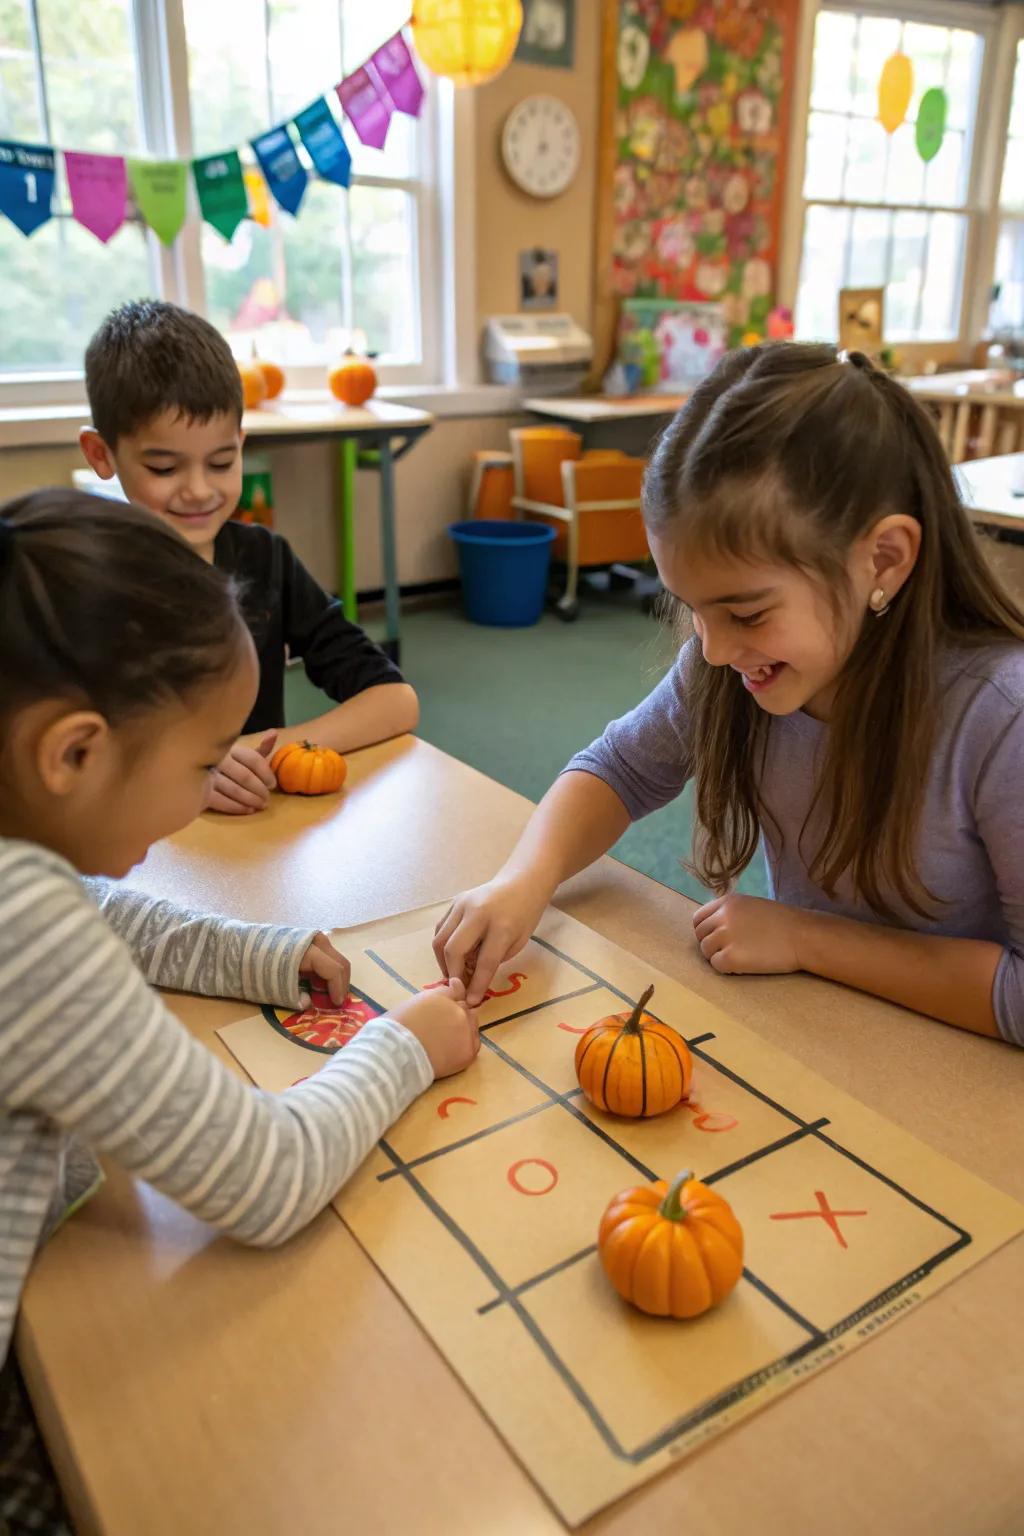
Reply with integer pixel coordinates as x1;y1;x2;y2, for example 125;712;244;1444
17;737;1024;1536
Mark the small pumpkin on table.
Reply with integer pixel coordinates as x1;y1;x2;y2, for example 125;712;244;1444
575;984;693;1117
270;740;347;796
599;1170;744;1318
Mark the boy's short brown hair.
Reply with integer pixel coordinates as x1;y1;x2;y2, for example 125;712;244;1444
84;300;244;447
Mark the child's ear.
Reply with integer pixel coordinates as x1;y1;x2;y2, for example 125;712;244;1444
79;427;118;480
36;709;112;796
868;513;921;594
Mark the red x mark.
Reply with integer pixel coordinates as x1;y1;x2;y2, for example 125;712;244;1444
770;1190;867;1250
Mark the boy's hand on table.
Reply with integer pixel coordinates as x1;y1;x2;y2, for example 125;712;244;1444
206;731;279;815
391;978;480;1078
298;932;352;1004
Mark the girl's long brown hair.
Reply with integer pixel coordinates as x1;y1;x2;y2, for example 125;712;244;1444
642;343;1024;919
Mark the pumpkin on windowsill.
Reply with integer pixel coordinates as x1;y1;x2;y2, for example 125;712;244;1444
237;359;269;409
574;985;692;1117
598;1169;744;1318
271;740;347;795
252;347;285;400
328;350;377;407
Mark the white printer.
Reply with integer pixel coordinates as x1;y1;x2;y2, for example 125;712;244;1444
482;313;593;396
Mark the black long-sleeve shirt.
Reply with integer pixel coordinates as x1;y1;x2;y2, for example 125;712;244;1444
214;521;404;734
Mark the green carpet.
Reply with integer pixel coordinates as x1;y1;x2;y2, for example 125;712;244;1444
284;585;769;903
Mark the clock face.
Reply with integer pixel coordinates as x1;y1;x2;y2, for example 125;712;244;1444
501;95;581;199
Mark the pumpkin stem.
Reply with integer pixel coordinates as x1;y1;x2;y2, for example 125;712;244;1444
622;984;655;1034
659;1169;694;1222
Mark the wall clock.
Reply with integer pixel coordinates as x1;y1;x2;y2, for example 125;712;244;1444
501;94;581;199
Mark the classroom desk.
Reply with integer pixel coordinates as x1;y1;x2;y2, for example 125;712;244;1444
17;737;1024;1535
523;394;688;454
957;451;1024;536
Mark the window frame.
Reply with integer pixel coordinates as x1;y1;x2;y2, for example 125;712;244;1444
0;0;445;394
780;0;1024;362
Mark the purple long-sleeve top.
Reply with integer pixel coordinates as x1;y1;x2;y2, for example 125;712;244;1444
566;637;1024;1046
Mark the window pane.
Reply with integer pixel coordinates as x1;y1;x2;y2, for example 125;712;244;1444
0;216;152;371
809;11;856;115
349;184;418;361
268;0;342;123
883;122;924;206
886;208;927;339
918;212;964;340
37;0;142;153
0;0;43;140
843;115;887;203
184;0;270;157
803;111;848;201
795;204;852;340
848;206;890;289
341;0;419;179
1001;43;1024;211
944;28;984;134
993;218;1024;329
851;17;901;118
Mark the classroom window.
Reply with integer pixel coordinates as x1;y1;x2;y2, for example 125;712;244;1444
794;7;985;344
0;0;437;380
991;40;1024;331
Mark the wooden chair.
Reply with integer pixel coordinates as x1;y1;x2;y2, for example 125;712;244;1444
510;427;650;620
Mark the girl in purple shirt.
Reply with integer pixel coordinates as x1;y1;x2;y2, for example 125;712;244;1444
435;344;1024;1046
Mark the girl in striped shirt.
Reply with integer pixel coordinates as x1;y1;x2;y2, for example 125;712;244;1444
0;488;478;1533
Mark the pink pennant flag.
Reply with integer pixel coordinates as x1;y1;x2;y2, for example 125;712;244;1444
370;32;424;119
336;66;393;150
64;151;127;243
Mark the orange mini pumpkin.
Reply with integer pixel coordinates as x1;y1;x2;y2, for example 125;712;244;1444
253;351;285;400
599;1169;744;1318
270;740;347;796
328;351;377;407
238;359;268;409
575;985;692;1117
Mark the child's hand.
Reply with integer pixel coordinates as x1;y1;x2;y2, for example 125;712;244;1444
693;894;802;975
390;978;480;1078
298;932;352;1004
433;877;548;1007
206;731;279;815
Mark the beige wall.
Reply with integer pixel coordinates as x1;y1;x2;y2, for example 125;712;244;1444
474;8;602;331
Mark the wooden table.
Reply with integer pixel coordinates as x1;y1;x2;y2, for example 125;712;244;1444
957;451;1024;537
523;394;688;455
17;738;1024;1535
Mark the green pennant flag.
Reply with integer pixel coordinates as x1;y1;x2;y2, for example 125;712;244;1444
192;149;248;240
127;158;187;245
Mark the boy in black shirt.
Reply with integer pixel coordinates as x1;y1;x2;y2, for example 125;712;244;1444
80;301;418;814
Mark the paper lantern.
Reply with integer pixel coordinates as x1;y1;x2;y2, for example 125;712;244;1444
411;1;523;88
916;86;947;163
878;52;914;134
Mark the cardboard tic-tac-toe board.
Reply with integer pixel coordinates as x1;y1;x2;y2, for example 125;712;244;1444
219;903;1024;1526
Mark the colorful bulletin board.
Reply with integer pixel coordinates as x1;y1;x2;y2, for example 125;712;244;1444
220;902;1024;1526
593;0;799;376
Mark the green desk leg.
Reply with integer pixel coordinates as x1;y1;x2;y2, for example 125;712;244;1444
337;437;358;620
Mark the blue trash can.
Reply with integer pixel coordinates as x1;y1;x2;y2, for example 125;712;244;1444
448;520;556;627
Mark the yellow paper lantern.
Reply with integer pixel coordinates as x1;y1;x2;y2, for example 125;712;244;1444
878;52;914;134
411;0;523;88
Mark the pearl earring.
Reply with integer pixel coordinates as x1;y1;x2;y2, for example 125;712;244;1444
869;587;890;616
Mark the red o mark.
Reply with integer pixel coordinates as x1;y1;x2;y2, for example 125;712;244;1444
685;1100;739;1133
437;1096;477;1119
507;1158;559;1196
556;1020;589;1034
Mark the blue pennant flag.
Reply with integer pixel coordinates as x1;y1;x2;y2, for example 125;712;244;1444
251;124;307;216
293;97;351;188
0;140;55;236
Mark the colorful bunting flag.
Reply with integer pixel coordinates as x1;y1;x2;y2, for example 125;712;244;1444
64;151;127;243
370;33;424;118
243;166;272;228
193;149;249;239
337;67;393;150
294;98;352;187
251;124;307;215
916;87;947;164
127;158;187;245
0;141;55;236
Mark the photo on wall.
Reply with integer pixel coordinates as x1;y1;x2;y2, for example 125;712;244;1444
515;0;576;69
520;247;560;310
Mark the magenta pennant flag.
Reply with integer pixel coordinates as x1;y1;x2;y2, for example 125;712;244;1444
64;151;127;243
369;32;424;119
336;67;393;150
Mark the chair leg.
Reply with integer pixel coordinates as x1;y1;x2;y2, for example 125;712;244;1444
556;509;581;621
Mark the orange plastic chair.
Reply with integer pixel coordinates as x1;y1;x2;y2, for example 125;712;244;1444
510;427;649;620
468;449;515;519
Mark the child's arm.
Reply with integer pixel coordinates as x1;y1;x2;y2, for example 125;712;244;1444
2;854;477;1249
693;894;1005;1039
280;543;419;752
255;681;419;756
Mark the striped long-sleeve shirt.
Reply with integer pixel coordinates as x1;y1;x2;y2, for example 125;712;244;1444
0;837;433;1363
